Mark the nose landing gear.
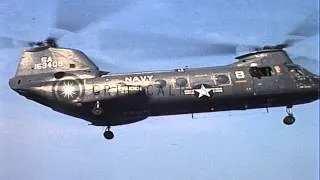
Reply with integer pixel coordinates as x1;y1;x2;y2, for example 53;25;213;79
283;106;296;125
103;126;114;140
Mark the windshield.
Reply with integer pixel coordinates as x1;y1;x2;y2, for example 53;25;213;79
300;66;316;76
286;64;315;76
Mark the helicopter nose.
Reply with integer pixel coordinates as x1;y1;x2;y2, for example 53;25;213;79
312;75;320;95
314;76;320;85
312;75;319;84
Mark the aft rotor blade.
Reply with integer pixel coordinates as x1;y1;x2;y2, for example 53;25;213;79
288;12;319;38
281;38;303;48
99;30;237;60
0;0;60;49
54;0;135;33
0;37;14;49
0;37;31;49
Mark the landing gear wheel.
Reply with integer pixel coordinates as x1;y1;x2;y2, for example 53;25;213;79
103;127;114;140
92;101;103;116
103;131;114;139
283;115;295;125
283;106;295;125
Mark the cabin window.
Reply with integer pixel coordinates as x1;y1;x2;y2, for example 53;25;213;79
249;67;272;78
155;80;167;88
191;74;214;87
175;78;188;87
69;64;76;68
216;74;230;84
213;73;231;85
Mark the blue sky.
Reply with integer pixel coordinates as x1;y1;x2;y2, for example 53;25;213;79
0;0;319;179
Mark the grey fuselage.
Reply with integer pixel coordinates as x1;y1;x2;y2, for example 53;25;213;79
9;47;320;126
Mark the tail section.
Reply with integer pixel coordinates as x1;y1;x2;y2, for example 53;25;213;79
9;46;99;104
15;46;99;77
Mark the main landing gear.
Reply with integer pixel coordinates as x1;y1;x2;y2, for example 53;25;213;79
283;106;296;125
103;126;114;140
91;101;114;140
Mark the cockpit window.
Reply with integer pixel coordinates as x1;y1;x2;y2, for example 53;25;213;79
288;68;306;81
289;69;304;75
286;64;313;76
299;67;313;76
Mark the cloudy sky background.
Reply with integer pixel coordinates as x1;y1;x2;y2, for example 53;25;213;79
0;0;319;179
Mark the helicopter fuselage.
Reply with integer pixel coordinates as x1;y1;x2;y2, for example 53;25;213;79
9;48;320;126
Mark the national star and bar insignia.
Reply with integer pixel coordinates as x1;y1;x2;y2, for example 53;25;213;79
195;84;212;98
184;84;223;98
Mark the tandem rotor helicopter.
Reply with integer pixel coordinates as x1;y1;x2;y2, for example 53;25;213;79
3;11;319;140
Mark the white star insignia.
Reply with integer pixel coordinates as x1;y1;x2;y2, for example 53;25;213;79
195;84;212;98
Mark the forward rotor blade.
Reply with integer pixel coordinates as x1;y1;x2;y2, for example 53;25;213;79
288;12;319;38
99;30;237;60
54;0;135;33
282;38;304;48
